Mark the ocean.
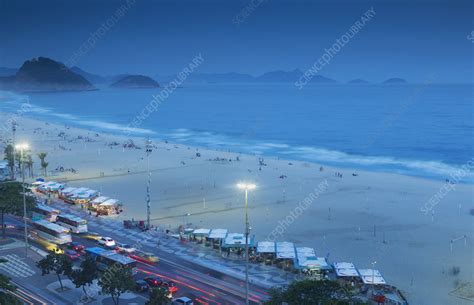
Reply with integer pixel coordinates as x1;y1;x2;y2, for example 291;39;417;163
1;83;473;182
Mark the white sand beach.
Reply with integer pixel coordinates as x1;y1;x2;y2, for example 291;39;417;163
1;113;473;305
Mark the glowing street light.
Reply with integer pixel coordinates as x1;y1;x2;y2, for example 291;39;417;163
15;142;29;257
237;182;256;305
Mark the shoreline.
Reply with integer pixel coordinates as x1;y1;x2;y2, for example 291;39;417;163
1;113;473;305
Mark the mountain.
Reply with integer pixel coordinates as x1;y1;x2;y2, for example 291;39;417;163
0;57;94;92
0;67;18;77
70;66;106;84
110;75;159;88
382;77;407;84
256;69;336;83
348;78;369;84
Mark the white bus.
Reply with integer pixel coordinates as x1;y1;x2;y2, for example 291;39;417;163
56;214;88;234
32;204;60;222
33;220;72;244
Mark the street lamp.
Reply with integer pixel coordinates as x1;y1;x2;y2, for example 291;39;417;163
15;143;29;258
371;261;377;286
146;138;152;230
237;182;256;305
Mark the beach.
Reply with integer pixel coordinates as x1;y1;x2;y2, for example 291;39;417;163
1;113;473;305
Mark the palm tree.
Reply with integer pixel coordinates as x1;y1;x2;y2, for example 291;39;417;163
3;145;14;180
37;152;48;177
25;154;34;178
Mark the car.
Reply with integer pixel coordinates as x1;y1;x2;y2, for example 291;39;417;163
68;242;85;252
129;251;159;263
115;243;136;254
81;232;102;241
64;249;81;261
97;237;116;248
162;281;178;294
135;279;149;292
172;297;194;305
144;276;163;287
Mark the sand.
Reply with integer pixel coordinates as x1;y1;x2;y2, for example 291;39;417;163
1;113;472;305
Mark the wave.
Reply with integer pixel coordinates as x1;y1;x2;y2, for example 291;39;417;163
164;128;474;183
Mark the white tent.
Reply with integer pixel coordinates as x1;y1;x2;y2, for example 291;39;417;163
100;199;119;206
358;269;386;285
334;262;360;277
91;196;109;204
257;241;276;253
276;242;296;259
209;229;228;239
193;228;211;236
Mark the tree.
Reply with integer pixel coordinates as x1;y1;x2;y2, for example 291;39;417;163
98;264;135;305
71;256;98;301
36;252;73;291
0;273;21;305
0;182;36;239
3;145;14;180
37;152;48;177
264;280;366;305
25;154;34;178
146;287;171;305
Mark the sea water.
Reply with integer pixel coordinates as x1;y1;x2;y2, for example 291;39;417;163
1;83;472;182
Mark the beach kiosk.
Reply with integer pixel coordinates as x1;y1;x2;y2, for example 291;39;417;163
97;199;120;215
59;187;77;200
208;228;228;250
295;247;330;278
276;242;296;270
191;228;210;243
74;189;99;205
358;269;386;285
89;196;109;210
63;187;89;203
221;233;255;258
256;241;276;264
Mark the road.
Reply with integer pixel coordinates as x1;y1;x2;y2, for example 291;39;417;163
5;214;269;304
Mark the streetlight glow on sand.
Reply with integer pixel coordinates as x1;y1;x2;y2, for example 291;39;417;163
236;182;256;190
15;143;29;150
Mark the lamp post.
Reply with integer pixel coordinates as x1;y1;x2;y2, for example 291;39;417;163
237;182;256;305
146;138;152;230
371;260;377;286
15;143;29;258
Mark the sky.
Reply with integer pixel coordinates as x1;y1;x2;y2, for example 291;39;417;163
0;0;472;82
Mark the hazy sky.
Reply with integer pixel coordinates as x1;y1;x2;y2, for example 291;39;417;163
1;0;472;82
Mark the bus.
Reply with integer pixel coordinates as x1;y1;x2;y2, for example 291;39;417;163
33;220;72;244
85;247;137;274
32;204;60;222
56;214;88;233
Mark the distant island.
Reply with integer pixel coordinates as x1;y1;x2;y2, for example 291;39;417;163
0;57;411;88
0;57;94;92
110;75;159;89
382;77;407;84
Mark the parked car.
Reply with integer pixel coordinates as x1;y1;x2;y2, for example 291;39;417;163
129;251;159;263
172;297;193;305
64;249;81;261
97;237;116;248
162;281;178;294
144;276;163;287
135;279;149;292
115;243;136;254
68;242;85;252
